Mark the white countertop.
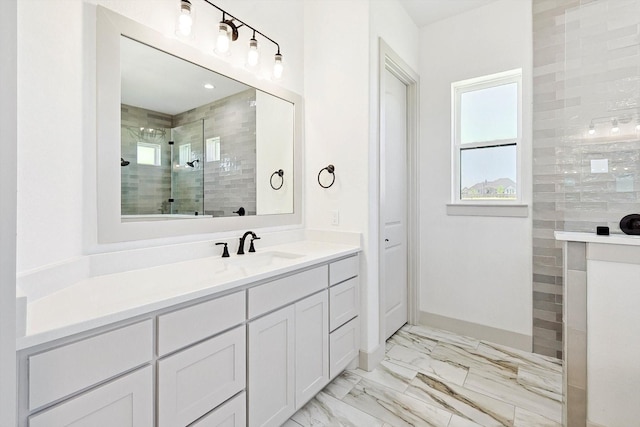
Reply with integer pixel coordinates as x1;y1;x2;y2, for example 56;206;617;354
555;231;640;246
18;240;359;350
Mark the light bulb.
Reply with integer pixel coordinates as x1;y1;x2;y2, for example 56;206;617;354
247;38;259;67
273;53;283;79
611;119;619;133
636;121;640;131
588;124;595;135
176;0;193;37
216;22;230;54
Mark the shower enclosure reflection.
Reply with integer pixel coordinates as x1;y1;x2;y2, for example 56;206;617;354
119;36;293;221
121;89;258;218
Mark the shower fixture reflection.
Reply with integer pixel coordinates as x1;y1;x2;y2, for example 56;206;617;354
121;158;130;166
186;159;200;167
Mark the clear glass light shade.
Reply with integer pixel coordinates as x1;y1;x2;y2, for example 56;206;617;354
273;53;283;79
588;124;595;135
611;120;620;133
216;23;230;54
247;39;259;67
176;0;193;37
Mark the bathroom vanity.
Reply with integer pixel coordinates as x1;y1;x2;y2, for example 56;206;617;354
557;232;640;427
16;240;360;427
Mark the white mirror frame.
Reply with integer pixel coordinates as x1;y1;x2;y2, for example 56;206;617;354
96;6;303;243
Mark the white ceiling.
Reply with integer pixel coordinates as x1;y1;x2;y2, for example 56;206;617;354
398;0;499;27
120;37;250;116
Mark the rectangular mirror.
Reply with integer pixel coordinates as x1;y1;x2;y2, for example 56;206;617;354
120;37;294;221
97;6;302;243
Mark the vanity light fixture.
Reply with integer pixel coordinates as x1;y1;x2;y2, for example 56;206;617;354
273;52;283;79
204;83;215;89
176;0;194;37
184;1;284;78
588;123;595;135
611;119;620;133
636;119;640;131
247;32;259;67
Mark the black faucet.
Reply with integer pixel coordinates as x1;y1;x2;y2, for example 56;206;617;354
237;231;260;255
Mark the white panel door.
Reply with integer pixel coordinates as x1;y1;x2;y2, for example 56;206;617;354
157;326;246;427
248;306;295;427
28;366;153;427
295;291;329;407
382;68;408;340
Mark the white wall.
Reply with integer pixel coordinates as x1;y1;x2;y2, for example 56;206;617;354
304;0;418;355
0;1;17;424
256;91;294;215
419;0;533;342
16;0;304;274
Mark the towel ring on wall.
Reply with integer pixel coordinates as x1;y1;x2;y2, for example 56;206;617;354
318;164;336;189
270;169;284;190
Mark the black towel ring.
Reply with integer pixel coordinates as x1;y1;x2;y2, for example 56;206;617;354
270;169;284;190
318;164;336;189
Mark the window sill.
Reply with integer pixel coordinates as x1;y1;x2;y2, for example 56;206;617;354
446;203;529;218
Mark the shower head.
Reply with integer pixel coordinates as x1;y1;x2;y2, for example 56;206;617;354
121;158;130;167
186;159;200;167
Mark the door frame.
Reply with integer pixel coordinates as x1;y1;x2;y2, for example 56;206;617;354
378;39;420;345
0;0;18;425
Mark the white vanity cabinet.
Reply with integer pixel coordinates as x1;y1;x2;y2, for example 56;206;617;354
328;257;360;378
19;251;361;427
28;366;153;427
248;290;329;427
158;326;246;427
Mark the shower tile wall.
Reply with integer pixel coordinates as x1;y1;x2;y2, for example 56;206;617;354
174;89;257;217
532;0;640;358
121;105;172;215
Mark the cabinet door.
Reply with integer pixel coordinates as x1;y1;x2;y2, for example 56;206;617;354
248;306;295;427
158;326;246;427
295;291;329;407
191;392;246;427
29;366;153;427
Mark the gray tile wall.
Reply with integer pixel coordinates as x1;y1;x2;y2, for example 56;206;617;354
121;89;257;217
533;0;640;358
120;105;172;215
174;89;257;217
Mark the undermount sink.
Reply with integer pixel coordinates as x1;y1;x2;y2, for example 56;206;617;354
223;251;304;271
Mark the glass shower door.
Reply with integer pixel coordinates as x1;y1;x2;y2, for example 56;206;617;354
170;120;204;216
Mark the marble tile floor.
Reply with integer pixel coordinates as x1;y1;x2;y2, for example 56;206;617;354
285;324;563;427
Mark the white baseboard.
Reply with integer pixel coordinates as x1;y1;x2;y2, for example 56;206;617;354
359;344;385;371
419;311;532;352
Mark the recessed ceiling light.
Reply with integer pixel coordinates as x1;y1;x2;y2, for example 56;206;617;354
204;83;215;89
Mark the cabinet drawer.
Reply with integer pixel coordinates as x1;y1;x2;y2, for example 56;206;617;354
158;291;245;356
329;256;358;286
29;319;153;411
191;392;246;427
29;365;153;427
158;326;246;427
248;265;327;318
329;317;359;379
329;277;359;332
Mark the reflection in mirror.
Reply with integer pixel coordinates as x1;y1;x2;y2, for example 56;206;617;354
119;36;294;222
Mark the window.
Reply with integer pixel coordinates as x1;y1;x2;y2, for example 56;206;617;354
452;69;521;203
179;143;191;166
137;142;161;166
206;137;221;162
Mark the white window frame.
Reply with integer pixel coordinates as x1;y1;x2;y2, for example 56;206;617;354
451;69;523;210
136;141;162;166
205;136;221;162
